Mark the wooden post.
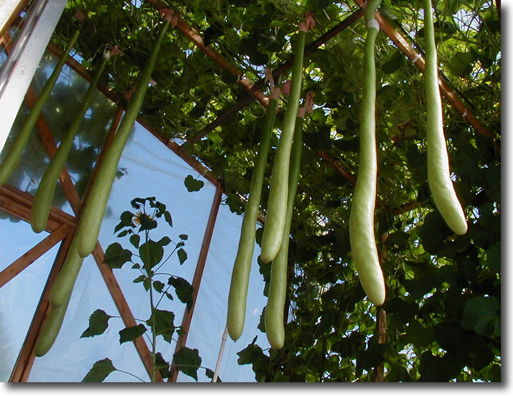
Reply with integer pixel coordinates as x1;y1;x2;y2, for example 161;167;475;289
168;184;223;382
373;231;389;382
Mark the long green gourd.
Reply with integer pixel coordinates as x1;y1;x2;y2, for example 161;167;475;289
265;92;313;350
49;236;83;308
260;15;314;264
348;0;386;306
227;73;281;342
0;29;81;186
31;51;111;233
75;11;175;258
35;292;72;357
423;0;467;235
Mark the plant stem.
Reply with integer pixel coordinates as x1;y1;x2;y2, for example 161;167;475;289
144;228;158;382
115;369;146;382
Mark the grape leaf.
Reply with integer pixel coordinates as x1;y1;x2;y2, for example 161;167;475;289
462;296;501;337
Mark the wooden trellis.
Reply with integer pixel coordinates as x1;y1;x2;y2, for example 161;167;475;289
0;0;497;382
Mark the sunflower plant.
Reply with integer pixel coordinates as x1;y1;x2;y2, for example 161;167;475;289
80;196;214;382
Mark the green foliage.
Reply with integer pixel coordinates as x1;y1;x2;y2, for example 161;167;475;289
119;324;147;344
146;309;175;343
81;309;112;338
81;197;212;382
82;358;117;382
42;0;501;383
103;242;132;268
173;346;202;381
228;0;501;383
461;296;501;337
168;276;194;311
184;175;205;192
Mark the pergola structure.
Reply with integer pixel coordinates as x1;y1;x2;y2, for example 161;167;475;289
0;0;500;383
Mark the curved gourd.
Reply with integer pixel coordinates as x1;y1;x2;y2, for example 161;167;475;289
227;83;280;341
35;293;72;357
423;0;467;235
265;105;307;350
260;18;312;263
75;13;174;258
31;52;110;233
348;0;386;306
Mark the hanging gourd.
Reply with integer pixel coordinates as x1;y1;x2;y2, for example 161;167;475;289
74;9;177;258
265;91;314;350
48;235;83;309
0;28;81;186
30;46;118;233
348;0;386;306
35;288;73;357
260;13;315;264
48;10;177;310
227;70;281;342
423;0;467;235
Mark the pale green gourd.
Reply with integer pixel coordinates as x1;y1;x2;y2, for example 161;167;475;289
35;293;72;357
260;19;311;264
75;14;174;258
31;52;110;233
227;82;280;342
265;104;306;350
423;0;467;235
348;0;386;306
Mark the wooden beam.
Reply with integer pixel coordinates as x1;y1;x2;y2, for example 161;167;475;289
181;9;365;148
168;184;223;382
0;223;70;288
0;184;77;231
145;0;268;106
